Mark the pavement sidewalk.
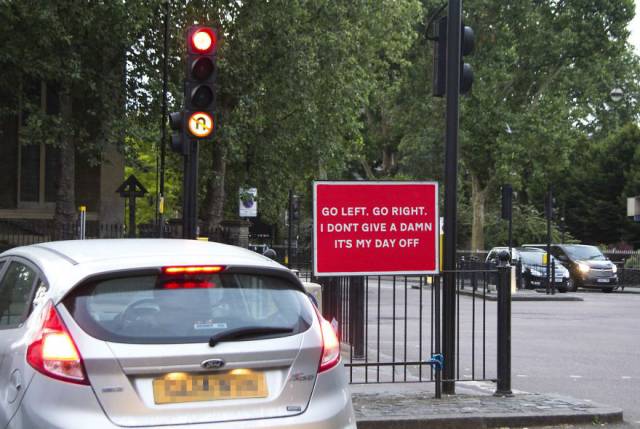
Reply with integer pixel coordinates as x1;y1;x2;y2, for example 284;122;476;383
351;382;623;429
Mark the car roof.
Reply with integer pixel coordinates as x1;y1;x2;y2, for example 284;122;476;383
22;239;278;265
3;239;289;301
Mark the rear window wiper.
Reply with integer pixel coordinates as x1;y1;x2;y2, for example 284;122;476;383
209;326;294;347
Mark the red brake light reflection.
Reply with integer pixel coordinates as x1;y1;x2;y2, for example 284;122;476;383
163;281;216;289
162;266;225;275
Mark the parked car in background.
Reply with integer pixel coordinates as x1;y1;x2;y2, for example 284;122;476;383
486;246;571;292
0;239;355;429
522;244;618;292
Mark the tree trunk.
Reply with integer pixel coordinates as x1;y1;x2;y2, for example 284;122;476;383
470;172;487;251
53;88;75;240
204;141;227;242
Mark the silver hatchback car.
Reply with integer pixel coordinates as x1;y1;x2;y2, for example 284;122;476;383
0;239;355;429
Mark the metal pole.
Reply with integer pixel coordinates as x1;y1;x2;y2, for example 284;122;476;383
159;1;169;238
434;275;442;399
189;141;199;239
79;206;86;240
546;187;552;294
495;263;512;396
182;150;190;239
129;194;136;238
443;0;462;395
182;141;198;240
508;210;513;260
350;276;365;359
287;190;293;267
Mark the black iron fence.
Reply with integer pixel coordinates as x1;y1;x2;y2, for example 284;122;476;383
316;264;502;389
0;220;128;250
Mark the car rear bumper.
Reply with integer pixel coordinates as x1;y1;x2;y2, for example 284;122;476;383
10;365;356;429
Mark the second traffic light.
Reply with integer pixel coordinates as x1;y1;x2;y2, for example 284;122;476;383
432;17;474;97
170;25;217;153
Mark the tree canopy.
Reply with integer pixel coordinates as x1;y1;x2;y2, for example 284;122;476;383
2;0;639;248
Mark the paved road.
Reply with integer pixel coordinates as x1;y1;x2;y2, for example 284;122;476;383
337;280;640;427
510;291;640;427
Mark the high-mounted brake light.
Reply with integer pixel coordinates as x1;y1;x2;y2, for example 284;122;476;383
26;301;88;385
315;309;340;373
162;265;225;275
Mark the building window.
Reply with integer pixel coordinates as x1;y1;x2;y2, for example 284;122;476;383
18;81;60;208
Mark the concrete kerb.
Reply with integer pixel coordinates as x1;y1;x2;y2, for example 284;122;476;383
351;382;623;429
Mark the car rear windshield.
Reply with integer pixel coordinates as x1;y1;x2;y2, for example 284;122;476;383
63;269;313;344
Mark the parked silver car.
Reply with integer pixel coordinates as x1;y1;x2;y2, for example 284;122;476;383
0;239;355;428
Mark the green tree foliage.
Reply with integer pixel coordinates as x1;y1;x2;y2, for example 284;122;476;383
4;0;640;250
372;0;640;249
128;0;422;236
562;123;640;246
0;1;156;235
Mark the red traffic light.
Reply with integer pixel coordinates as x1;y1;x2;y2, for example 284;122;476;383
191;28;215;53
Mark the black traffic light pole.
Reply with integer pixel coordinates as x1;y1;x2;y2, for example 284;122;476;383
183;141;199;239
287;190;293;268
442;0;462;395
545;187;554;294
159;1;169;238
502;184;513;257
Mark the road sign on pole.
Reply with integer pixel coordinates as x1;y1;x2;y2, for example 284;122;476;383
116;174;148;238
313;181;439;276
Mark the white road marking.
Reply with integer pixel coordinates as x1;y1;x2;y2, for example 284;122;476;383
569;375;582;379
516;374;528;378
622;376;632;379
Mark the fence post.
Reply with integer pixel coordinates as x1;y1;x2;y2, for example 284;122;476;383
434;275;442;399
495;251;512;396
349;276;365;359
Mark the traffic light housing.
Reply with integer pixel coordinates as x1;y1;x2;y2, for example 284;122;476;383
186;26;216;117
291;195;301;221
460;24;474;94
432;17;474;97
169;111;186;154
169;25;217;154
432;17;448;97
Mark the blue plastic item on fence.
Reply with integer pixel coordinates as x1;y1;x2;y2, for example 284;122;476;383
427;353;444;371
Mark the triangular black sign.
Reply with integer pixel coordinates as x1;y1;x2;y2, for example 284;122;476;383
116;174;148;198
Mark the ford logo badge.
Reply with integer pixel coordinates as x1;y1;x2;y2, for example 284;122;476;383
201;358;225;369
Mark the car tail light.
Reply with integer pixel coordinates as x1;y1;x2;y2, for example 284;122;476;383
27;301;88;385
162;265;225;275
316;309;340;373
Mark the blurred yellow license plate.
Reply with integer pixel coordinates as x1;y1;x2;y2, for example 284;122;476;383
153;371;268;404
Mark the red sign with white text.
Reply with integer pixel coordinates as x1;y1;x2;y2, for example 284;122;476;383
313;181;439;276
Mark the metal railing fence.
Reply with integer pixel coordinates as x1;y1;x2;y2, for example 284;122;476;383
317;265;500;387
